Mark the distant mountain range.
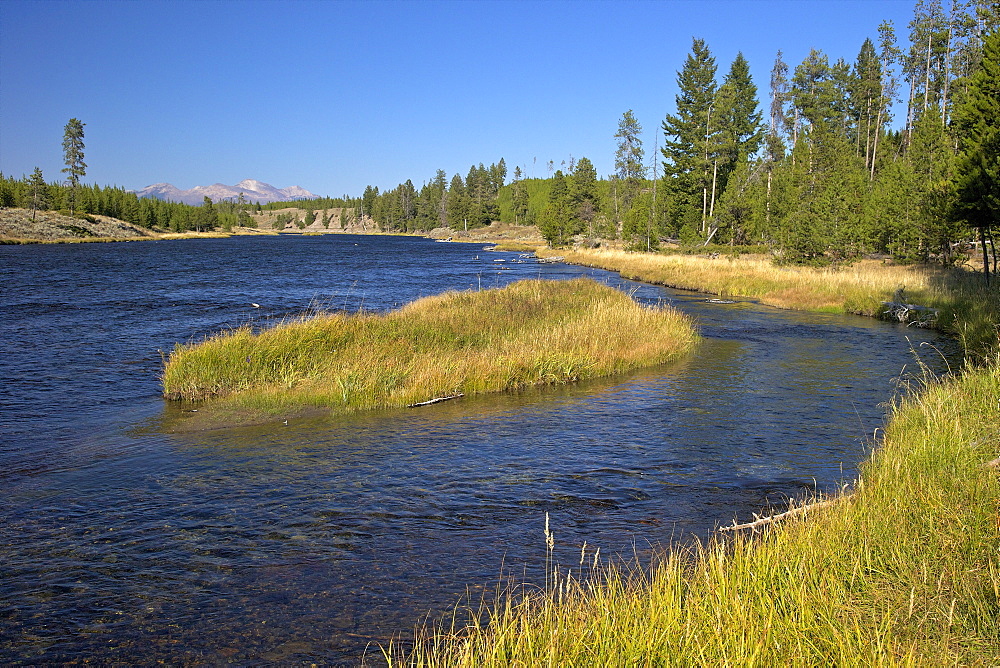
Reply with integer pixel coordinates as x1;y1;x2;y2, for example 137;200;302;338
133;179;318;206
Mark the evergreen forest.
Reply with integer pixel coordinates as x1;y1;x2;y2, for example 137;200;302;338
3;0;997;276
339;0;1000;272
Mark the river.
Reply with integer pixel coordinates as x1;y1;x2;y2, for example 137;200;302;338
0;234;955;664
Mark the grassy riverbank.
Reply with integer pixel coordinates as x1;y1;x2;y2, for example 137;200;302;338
394;358;1000;665
161;278;697;425
383;248;1000;665
539;248;1000;360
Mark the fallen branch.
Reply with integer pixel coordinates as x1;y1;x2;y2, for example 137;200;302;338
880;301;939;327
984;457;1000;470
720;496;848;532
408;393;464;408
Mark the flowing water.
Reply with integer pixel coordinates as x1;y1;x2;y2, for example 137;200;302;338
0;234;956;664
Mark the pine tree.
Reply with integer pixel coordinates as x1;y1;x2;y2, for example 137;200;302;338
870;21;902;179
712;52;764;233
614;109;645;219
791;50;840;132
196;196;217;232
28;167;49;222
447;174;469;230
717;53;764;166
910;108;960;261
950;27;1000;282
768;51;790;162
539;170;576;246
764;51;791;230
510;166;529;225
570;156;600;237
661;38;718;238
713;157;763;244
416;169;448;229
361;185;378;224
906;0;950;130
851;38;884;170
490;159;507;194
62;118;86;215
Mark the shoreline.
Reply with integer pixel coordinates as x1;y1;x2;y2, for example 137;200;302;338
0;206;547;246
401;358;1000;664
375;246;1000;664
537;247;1000;361
381;254;1000;664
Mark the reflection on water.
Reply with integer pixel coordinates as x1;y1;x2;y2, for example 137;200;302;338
0;235;956;663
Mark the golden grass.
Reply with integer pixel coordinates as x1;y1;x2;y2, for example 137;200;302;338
161;278;698;422
540;248;1000;360
153;231;235;240
392;359;1000;666
491;241;545;252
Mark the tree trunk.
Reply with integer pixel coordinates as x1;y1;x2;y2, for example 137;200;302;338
863;96;873;167
906;77;916;141
980;226;991;285
791;109;799;166
923;30;933;113
942;21;953;125
871;103;884;181
709;160;718;220
989;226;998;275
766;168;772;227
702;186;708;234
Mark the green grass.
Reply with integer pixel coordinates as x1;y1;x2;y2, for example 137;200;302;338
390;359;1000;666
161;278;698;424
380;249;1000;665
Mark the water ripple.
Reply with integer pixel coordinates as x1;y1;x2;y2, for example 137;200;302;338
0;235;957;663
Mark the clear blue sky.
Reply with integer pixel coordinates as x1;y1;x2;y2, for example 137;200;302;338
1;0;916;198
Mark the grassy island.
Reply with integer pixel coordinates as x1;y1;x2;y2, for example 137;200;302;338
162;278;698;423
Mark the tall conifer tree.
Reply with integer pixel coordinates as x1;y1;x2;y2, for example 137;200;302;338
661;38;719;237
950;27;1000;282
28;167;49;222
62;118;86;215
614;110;646;224
713;52;764;224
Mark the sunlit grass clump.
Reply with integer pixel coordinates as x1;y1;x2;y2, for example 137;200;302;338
392;360;1000;665
541;248;1000;360
162;278;697;419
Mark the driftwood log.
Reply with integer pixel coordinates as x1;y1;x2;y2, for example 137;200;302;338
720;497;845;532
408;393;464;408
722;448;999;533
881;301;939;327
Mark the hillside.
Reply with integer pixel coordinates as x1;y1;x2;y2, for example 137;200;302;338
0;208;154;242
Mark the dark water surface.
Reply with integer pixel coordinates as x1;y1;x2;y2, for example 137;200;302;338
0;234;955;663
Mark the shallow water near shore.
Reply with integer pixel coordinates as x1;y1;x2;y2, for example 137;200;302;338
0;234;956;663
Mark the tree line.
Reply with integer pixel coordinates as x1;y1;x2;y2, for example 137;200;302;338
347;161;510;234
4;0;996;277
348;0;998;277
666;0;999;272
